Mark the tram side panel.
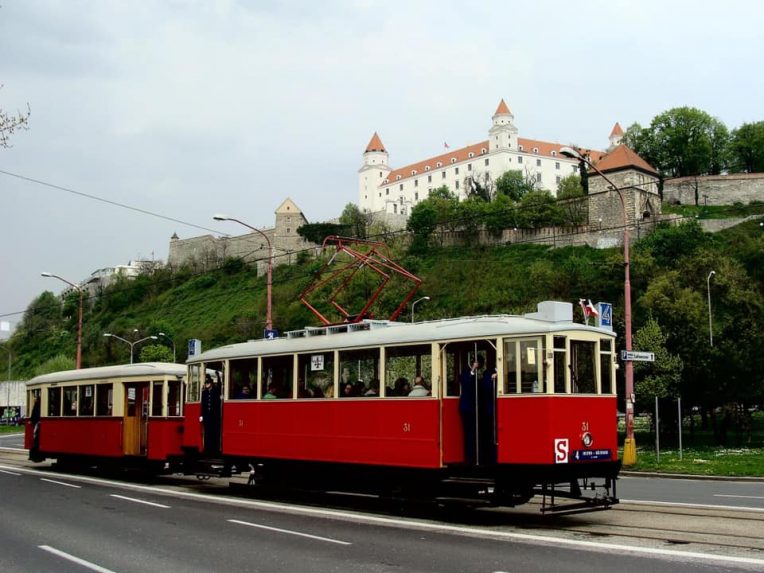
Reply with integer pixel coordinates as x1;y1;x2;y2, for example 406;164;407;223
497;395;618;466
182;402;204;451
147;418;185;461
38;418;124;458
441;397;465;463
221;400;442;468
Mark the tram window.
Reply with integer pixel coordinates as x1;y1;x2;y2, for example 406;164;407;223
553;336;566;394
600;338;614;394
168;380;182;416
96;384;113;416
571;340;596;394
385;344;431;397
63;387;78;416
261;355;294;399
503;340;518;393
79;385;95;416
48;387;62;416
188;365;201;402
520;339;545;393
229;358;258;399
298;352;335;398
151;381;163;416
338;348;379;397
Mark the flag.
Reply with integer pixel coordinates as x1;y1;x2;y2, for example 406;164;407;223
444;142;450;149
586;299;600;318
578;298;599;324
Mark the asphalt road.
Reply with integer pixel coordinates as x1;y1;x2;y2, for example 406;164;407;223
0;464;762;573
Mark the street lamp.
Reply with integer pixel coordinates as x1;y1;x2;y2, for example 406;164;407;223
158;332;176;362
560;146;636;465
42;272;84;369
213;214;273;333
411;296;430;323
103;333;157;364
707;271;716;347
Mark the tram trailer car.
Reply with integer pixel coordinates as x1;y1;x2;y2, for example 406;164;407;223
186;301;621;512
25;363;187;471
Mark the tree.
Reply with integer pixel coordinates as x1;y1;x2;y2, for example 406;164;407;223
556;174;584;199
33;354;75;377
495;170;534;202
632;318;683;411
464;171;494;202
517;190;564;228
406;200;438;250
139;344;174;363
0;86;30;148
297;222;349;244
339;203;369;239
624;107;730;177
730;121;764;173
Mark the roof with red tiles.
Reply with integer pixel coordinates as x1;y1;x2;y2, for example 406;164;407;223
494;98;512;116
592;144;657;176
610;122;624;137
365;132;386;153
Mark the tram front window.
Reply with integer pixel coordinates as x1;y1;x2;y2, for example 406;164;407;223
168;380;182;416
600;338;614;394
188;365;201;402
571;340;596;394
152;381;163;416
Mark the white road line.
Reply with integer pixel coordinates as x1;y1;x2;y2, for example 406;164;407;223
714;494;764;500
4;466;762;568
38;545;118;573
110;494;170;508
228;519;351;545
41;478;82;489
0;468;21;476
0;447;27;451
621;498;764;513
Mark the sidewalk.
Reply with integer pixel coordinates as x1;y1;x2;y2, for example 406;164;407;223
621;470;764;482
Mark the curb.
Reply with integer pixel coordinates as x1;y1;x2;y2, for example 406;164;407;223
621;470;764;482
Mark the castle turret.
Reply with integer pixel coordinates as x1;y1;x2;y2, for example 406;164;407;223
609;122;624;149
358;132;392;213
489;98;519;153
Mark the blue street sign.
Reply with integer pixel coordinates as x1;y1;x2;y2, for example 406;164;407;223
572;449;612;462
187;339;201;357
264;328;279;340
597;302;613;331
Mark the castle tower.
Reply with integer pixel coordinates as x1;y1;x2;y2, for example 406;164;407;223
608;122;624;149
489;99;519;152
358;132;391;213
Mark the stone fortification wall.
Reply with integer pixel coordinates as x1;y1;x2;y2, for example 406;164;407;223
663;173;764;206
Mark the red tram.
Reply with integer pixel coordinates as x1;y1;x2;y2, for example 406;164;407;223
25;363;187;470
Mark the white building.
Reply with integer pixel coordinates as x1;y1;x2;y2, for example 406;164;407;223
359;99;618;217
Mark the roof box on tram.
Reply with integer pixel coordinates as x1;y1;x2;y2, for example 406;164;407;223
523;301;573;323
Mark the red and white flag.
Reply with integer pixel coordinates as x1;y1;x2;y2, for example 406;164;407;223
579;299;599;323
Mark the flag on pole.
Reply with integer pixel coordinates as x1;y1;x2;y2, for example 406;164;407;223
444;142;450;149
578;298;599;324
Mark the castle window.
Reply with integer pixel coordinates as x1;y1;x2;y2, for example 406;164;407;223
455;180;460;189
572;165;578;173
533;147;538;154
518;156;523;164
415;192;419;200
536;173;542;183
442;171;446;179
485;158;489;166
455;167;459;175
425;165;430;171
467;163;472;171
518;145;524;151
399;184;403;191
396;175;401;180
386;188;390;195
551;151;557;157
536;159;541;167
451;158;456;164
379;171;382;177
436;162;442;167
393;204;397;214
411;170;416;175
428;175;432;183
468;152;475;158
556;175;561;184
481;148;486;154
414;179;418;187
555;162;560;170
287;228;290;233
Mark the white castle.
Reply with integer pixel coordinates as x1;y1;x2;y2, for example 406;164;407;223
358;99;622;216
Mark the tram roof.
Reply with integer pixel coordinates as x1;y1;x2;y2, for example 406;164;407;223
190;302;615;363
26;362;187;387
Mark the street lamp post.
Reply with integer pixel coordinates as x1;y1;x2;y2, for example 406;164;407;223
103;333;157;364
213;214;273;332
411;296;430;323
707;270;716;347
560;146;636;465
42;272;84;369
158;332;176;362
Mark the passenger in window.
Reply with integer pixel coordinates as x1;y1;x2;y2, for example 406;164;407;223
236;385;252;399
263;383;279;399
392;377;410;396
354;380;366;396
408;376;430;397
341;382;357;398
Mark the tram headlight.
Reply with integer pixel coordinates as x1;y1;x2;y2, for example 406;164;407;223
582;432;594;448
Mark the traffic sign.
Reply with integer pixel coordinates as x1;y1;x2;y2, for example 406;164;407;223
621;350;655;362
188;339;201;357
596;302;613;331
264;328;279;340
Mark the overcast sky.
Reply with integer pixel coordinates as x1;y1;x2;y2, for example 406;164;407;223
1;0;762;329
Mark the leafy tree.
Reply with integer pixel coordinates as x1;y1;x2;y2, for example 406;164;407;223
484;194;517;236
517;190;564;228
495;170;534;202
457;196;488;240
0;86;30;148
339;203;368;239
33;354;75;377
464;171;494;202
406;200;438;250
730;121;764;173
139;344;174;363
297;222;349;244
556;174;584;200
632;318;684;411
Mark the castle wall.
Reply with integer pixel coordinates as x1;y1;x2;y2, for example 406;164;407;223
663;173;764;206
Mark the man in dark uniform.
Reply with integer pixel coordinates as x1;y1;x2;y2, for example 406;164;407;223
459;357;481;465
201;375;221;455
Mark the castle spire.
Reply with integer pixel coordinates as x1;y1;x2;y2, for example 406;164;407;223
494;98;512;116
365;132;386;153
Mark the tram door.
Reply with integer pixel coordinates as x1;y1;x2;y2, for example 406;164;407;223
123;382;149;456
450;341;497;466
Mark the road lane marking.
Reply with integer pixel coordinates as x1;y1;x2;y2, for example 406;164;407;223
714;494;764;500
38;545;117;573
620;498;764;513
4;466;762;568
110;494;170;508
41;478;82;488
228;519;351;545
0;468;21;475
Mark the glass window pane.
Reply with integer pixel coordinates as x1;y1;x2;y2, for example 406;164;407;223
385;344;431;397
520;339;545;393
96;384;113;416
188;365;201;402
571;340;597;393
503;340;518;394
63;387;78;416
553;336;566;394
48;387;61;416
298;351;336;398
167;380;182;416
79;385;95;416
152;381;163;416
600;338;614;394
261;355;294;399
338;348;379;398
229;358;258;399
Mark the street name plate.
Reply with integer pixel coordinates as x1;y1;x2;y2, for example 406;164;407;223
572;449;612;461
621;350;655;362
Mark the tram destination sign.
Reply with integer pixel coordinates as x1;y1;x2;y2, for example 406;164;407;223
572;449;612;462
621;350;655;362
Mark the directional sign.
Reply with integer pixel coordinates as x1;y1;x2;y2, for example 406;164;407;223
572;449;612;462
264;328;279;340
596;302;613;331
621;350;655;362
187;339;201;357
